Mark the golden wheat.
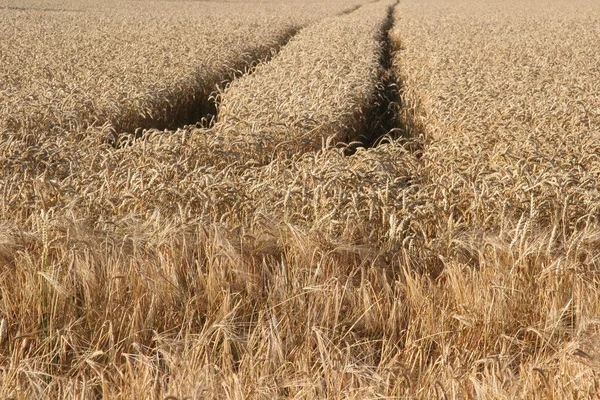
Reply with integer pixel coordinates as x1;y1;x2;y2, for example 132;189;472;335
1;0;599;398
386;0;600;397
210;0;395;163
0;0;362;137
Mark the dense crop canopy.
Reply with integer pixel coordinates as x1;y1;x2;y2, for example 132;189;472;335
1;0;600;397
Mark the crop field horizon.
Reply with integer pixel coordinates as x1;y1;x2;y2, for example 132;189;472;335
2;0;600;398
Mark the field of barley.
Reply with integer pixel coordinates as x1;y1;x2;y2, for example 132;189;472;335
1;0;600;398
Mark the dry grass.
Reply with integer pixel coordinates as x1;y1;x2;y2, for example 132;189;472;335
1;0;600;398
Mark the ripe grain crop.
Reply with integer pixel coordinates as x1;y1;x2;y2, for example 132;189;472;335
1;0;600;397
0;0;396;225
208;0;396;163
0;0;400;396
385;0;600;397
0;0;364;140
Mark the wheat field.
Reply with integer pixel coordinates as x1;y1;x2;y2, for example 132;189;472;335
1;0;600;398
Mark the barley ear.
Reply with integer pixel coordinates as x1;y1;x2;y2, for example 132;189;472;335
0;319;8;345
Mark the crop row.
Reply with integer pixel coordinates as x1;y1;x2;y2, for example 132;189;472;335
0;0;366;141
0;0;398;222
206;0;396;164
385;0;600;397
0;2;408;396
